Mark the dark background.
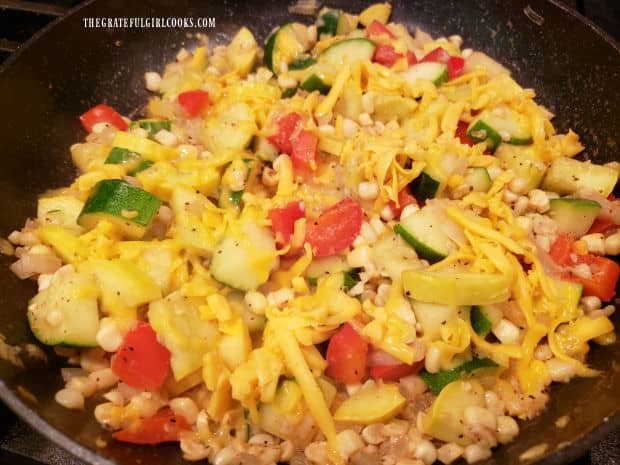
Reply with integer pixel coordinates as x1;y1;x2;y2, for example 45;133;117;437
0;0;618;464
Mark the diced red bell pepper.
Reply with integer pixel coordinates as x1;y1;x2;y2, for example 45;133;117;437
177;90;210;118
366;20;396;39
111;321;171;390
268;200;305;246
588;218;617;235
549;233;620;301
373;44;403;67
420;47;451;64
267;112;302;155
576;254;620;302
373;44;417;68
80;104;128;132
325;323;368;384
113;408;189;445
305;198;363;257
549;232;576;267
407;50;418;65
447;56;465;80
455;121;475;146
291;129;318;173
387;187;418;218
369;362;421;381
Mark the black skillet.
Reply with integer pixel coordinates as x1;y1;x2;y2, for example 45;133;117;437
0;0;619;464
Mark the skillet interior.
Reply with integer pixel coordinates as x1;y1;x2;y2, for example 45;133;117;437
0;1;619;464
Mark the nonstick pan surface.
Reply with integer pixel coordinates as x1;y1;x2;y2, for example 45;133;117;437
0;1;619;464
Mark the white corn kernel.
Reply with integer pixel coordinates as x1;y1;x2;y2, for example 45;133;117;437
464;405;497;431
213;446;239;465
514;215;533;234
487;166;503;180
526;189;552;214
532;214;558;236
374;283;391;306
144;71;162;92
513;196;529;215
249;432;276;446
369;217;386;236
277;75;297;89
581;233;606;255
280;440;295;462
496;415;519;444
358;112;373;126
492;319;521;344
400;203;420;220
437;443;464;464
484;390;505;416
347;245;372;268
360;222;378;242
463;444;491;464
361;93;375;114
534;343;553;361
96;318;124;352
91;122;111;134
508;177;527;194
103;390;124;406
55;388;84;410
581;295;602;312
305;441;328;464
361;424;385;445
448;34;463;48
272;154;290;173
131;127;149;138
546;358;577;382
461;48;473;59
414;439;437;465
307;24;318;44
66;376;98;397
244;291;267;315
572;263;592;279
342;118;359;138
502;189;518;203
154;129;178;147
381;205;395;221
358;181;380;200
337;429;365;461
604;231;620;255
424;346;441;374
170;397;199;425
266;288;294;307
318;124;336;135
94;402;123;429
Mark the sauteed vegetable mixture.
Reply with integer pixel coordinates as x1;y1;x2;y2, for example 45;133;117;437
7;3;620;464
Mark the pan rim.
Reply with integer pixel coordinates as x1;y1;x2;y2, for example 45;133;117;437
0;1;619;464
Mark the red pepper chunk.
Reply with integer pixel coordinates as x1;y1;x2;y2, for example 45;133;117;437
291;129;318;173
113;408;189;445
80;104;128;132
366;20;396;39
447;56;465;80
268;200;305;246
326;324;368;384
369;362;422;381
549;233;620;301
455;121;475;146
177;90;210;118
588;218;617;235
267;112;302;155
421;47;451;64
111;321;171;390
373;44;417;68
577;254;620;302
387;187;418;218
305;198;363;257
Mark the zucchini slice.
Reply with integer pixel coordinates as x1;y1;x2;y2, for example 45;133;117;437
464;167;492;193
466;105;532;152
130;119;171;137
300;74;331;95
317;9;341;37
319;38;377;67
28;268;100;347
400;62;448;87
542;157;618;197
409;171;440;204
402;269;511;306
495;144;546;192
288;56;317;71
78;179;162;239
394;205;454;263
105;147;153;176
548;198;601;238
420;358;498;396
264;23;305;74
